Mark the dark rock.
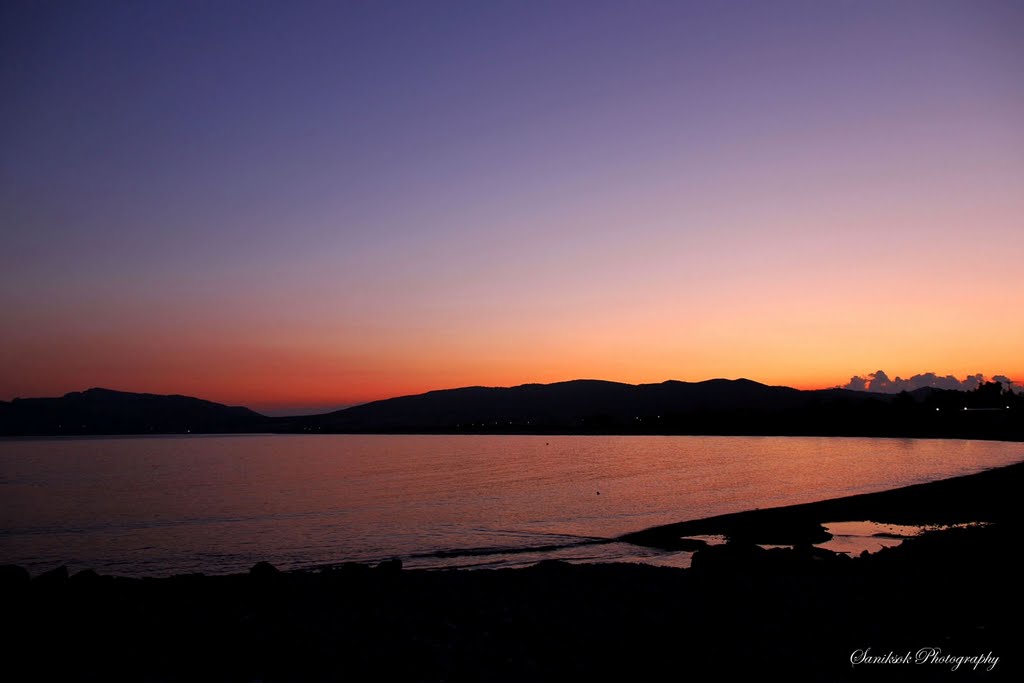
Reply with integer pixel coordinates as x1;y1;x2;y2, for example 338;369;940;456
375;558;403;574
338;562;372;582
33;565;69;585
690;542;767;573
0;565;30;590
250;561;281;579
792;544;850;563
70;568;101;583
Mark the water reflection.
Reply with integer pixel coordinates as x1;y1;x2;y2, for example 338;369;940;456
1;435;1020;576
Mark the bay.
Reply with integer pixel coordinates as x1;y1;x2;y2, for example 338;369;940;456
1;434;1021;576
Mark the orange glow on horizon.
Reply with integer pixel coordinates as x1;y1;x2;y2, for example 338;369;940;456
3;1;1022;415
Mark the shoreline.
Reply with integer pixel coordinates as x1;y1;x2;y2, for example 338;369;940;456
4;460;1022;679
620;458;1024;549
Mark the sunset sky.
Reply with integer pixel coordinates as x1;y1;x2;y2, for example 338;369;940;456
2;1;1022;414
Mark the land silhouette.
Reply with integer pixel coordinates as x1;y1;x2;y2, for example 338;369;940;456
2;378;1021;439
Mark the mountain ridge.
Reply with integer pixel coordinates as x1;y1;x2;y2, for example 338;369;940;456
1;378;1019;439
0;386;268;436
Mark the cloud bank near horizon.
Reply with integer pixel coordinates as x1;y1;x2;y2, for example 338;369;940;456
843;371;1021;394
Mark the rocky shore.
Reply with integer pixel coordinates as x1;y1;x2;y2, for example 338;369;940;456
4;462;1022;681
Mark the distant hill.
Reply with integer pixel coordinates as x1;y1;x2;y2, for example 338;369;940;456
2;380;1020;439
286;378;806;432
281;378;1023;440
0;388;271;436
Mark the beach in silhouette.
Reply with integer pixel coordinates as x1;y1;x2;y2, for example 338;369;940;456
5;459;1020;681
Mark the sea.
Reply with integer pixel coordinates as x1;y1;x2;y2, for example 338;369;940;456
1;435;1021;577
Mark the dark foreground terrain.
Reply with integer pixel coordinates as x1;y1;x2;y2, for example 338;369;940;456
4;463;1023;682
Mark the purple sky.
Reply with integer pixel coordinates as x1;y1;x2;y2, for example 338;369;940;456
2;1;1022;412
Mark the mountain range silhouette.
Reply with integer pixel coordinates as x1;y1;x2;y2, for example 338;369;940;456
2;379;1019;439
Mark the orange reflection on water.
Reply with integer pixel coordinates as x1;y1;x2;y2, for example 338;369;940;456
0;435;1020;576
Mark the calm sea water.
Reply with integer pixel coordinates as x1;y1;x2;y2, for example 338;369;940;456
1;435;1021;576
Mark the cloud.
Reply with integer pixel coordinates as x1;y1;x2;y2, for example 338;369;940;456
843;371;1021;394
846;375;868;392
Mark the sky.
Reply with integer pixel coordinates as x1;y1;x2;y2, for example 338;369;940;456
2;0;1022;414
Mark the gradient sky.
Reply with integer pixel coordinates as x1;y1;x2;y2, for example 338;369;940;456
2;0;1022;414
